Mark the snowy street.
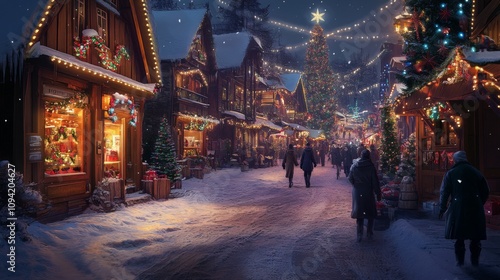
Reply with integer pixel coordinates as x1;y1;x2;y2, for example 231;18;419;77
2;165;500;280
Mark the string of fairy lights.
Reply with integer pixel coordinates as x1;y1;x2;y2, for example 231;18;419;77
262;49;384;77
346;83;380;95
231;0;402;52
343;50;385;79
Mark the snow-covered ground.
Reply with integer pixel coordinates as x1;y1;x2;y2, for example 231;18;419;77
1;165;500;279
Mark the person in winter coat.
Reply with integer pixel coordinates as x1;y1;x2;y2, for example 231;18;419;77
300;142;317;188
282;144;299;188
341;145;353;177
348;149;381;242
330;144;342;179
369;144;380;172
319;141;329;167
439;151;489;267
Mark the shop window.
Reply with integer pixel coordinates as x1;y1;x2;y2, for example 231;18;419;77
97;7;108;43
421;120;458;171
104;118;124;179
183;130;203;157
434;119;458;147
44;104;85;176
73;0;86;38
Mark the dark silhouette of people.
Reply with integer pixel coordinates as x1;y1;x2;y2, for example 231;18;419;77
439;151;489;267
282;144;299;188
300;142;317;188
348;149;381;242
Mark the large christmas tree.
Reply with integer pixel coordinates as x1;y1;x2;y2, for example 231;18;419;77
304;22;336;137
149;117;182;182
380;106;400;177
399;0;472;92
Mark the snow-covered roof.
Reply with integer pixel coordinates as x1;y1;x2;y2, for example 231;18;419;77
464;50;500;64
281;121;308;131
213;32;255;69
280;73;302;92
255;117;282;131
387;83;406;104
0;1;48;57
307;129;324;139
152;9;206;61
222;110;246;120
28;43;156;93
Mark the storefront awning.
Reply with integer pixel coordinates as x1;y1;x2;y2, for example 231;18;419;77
255;117;282;131
176;112;220;124
222;110;246;120
281;121;308;131
307;129;325;139
29;43;157;94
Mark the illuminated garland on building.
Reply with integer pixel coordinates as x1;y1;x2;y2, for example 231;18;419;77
45;92;88;112
73;29;130;72
177;112;219;131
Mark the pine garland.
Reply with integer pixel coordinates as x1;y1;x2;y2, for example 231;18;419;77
73;34;130;72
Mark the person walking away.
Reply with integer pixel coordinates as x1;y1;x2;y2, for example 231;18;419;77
369;144;380;172
348;149;381;242
330;144;342;179
356;143;365;158
438;151;489;266
282;144;299;188
319;141;328;167
300;142;317;188
342;145;353;177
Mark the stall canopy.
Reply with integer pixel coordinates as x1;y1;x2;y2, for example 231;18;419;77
281;121;308;131
307;129;325;139
222;110;246;120
255;117;282;131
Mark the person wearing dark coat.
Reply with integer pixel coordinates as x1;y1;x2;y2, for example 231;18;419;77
439;151;490;267
282;144;299;188
300;142;317;188
330;144;342;179
319;141;328;167
348;149;381;242
341;145;353;177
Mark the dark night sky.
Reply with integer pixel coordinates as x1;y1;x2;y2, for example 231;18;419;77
187;0;403;61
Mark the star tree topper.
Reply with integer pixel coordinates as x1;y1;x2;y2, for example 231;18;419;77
311;9;325;24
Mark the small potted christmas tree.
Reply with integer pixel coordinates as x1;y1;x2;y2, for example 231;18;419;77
149;117;182;188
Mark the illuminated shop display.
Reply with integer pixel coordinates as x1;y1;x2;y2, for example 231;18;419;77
44;100;85;176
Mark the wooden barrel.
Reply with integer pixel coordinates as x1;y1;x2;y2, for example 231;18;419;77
399;183;418;209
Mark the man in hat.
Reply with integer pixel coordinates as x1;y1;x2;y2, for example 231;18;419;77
439;151;490;266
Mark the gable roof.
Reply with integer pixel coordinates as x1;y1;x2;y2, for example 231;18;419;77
152;9;207;61
213;32;259;69
280;73;302;92
1;1;161;84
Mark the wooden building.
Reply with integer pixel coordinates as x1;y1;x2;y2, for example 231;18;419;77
213;31;265;155
1;0;161;221
149;9;218;160
394;48;500;201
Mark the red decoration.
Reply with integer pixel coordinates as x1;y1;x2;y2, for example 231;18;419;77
411;7;425;41
439;7;451;21
438;45;449;56
422;53;438;69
